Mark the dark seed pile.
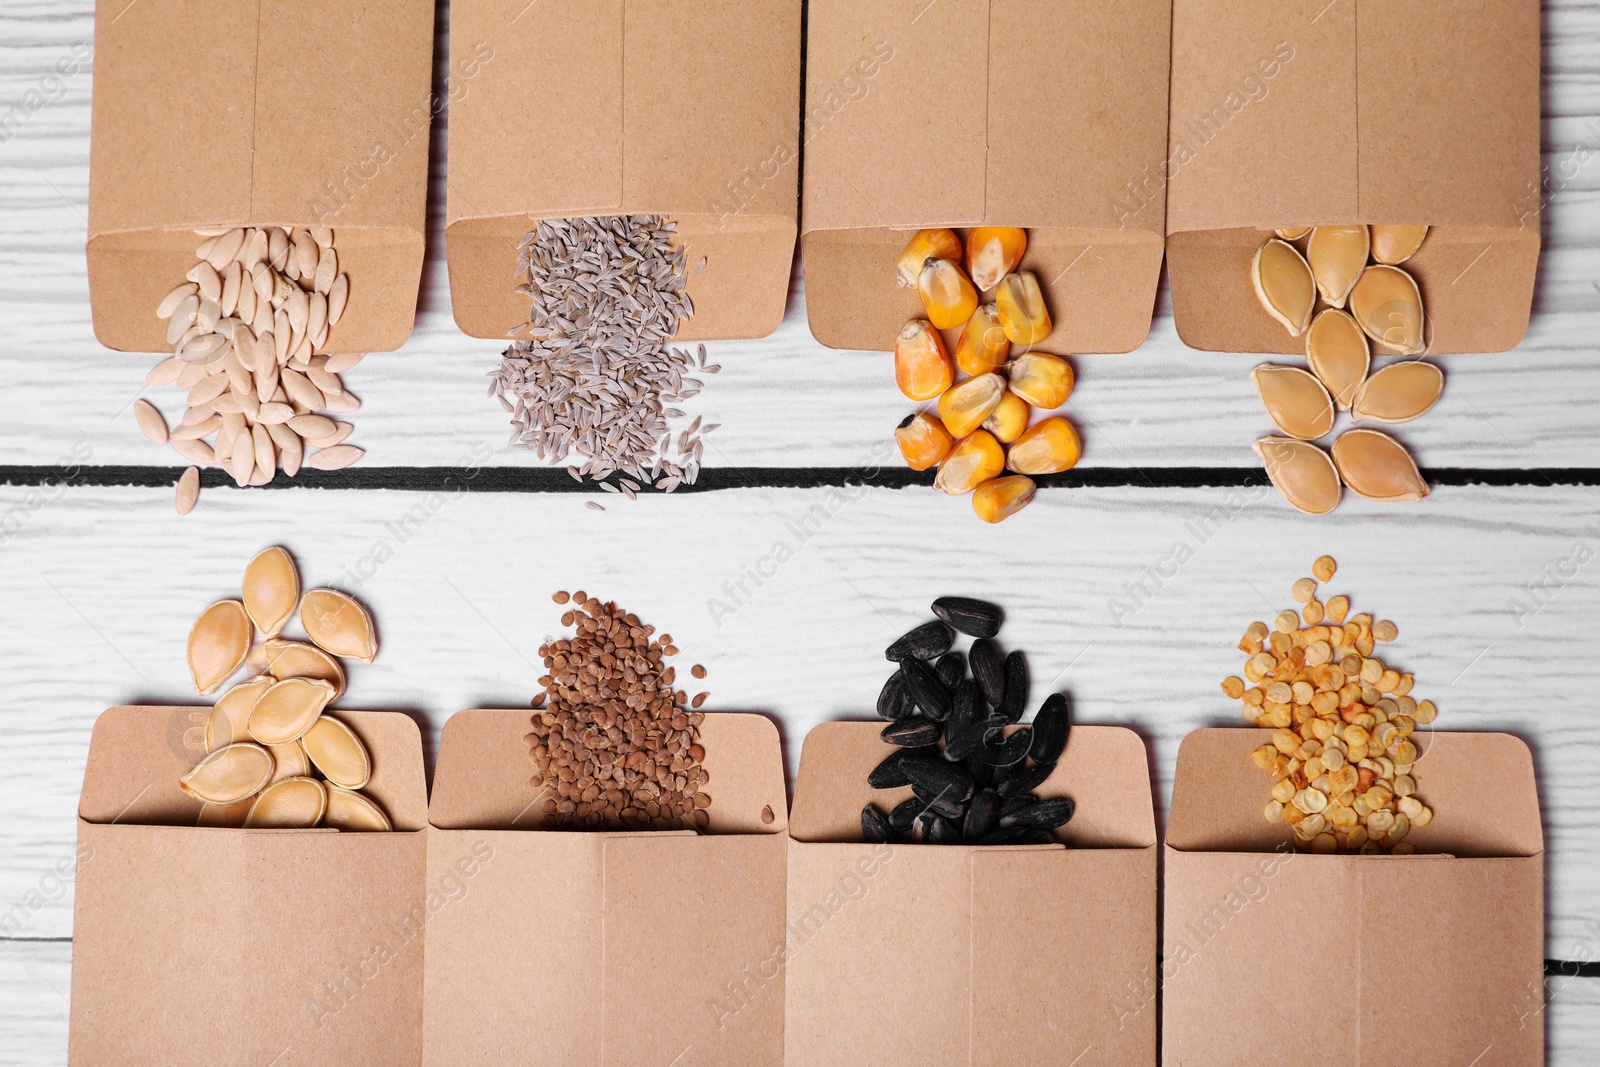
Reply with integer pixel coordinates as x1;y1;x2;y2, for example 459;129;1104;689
863;597;1074;846
526;592;711;830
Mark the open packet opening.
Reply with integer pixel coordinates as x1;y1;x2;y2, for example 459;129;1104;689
800;0;1170;354
444;0;801;343
70;706;429;1066
423;708;790;1066
784;721;1158;1066
1162;728;1544;1066
1164;0;1540;354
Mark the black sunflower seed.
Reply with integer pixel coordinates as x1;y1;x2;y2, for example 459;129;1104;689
885;619;955;662
942;680;979;760
975;726;1033;767
997;650;1029;723
999;793;1038;817
928;815;963;845
900;756;975;803
900;656;952;721
882;718;942;748
876;670;916;721
1029;693;1070;765
970;639;1005;706
861;804;892;843
889;798;921;831
966;753;995;790
911;783;968;820
931;596;1003;638
867;745;937;788
999;796;1075;830
978;826;1055;846
995;761;1053;798
935;650;966;689
963;788;1001;842
912;810;938;843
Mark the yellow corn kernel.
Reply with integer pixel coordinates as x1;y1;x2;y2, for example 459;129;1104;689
917;258;979;330
937;372;1005;439
894;413;953;471
994;271;1051;344
966;227;1027;290
1006;352;1074;409
1006;416;1081;475
933;430;1004;495
893;320;953;401
953;304;1010;376
982;390;1029;443
972;475;1036;523
895;228;962;289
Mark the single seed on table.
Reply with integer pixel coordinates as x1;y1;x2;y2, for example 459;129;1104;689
1306;226;1370;308
1251;239;1316;335
1254;437;1341;515
188;600;253;694
242;547;299;637
175;466;201;514
1373;620;1398;642
1331;428;1428;502
972;474;1036;523
132;399;169;445
1252;364;1335;441
1313;556;1337;582
1350;361;1443;424
300;588;379;663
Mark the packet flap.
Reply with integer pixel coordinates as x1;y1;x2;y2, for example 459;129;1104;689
429;708;787;834
789;721;1155;848
1166;729;1541;857
77;705;427;831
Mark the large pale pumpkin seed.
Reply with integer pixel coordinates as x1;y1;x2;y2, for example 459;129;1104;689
267;739;312;785
188;600;253;694
196;798;255;828
1369;224;1428;266
1349;265;1426;355
1331;429;1429;502
302;715;371;789
1350;361;1443;424
1254;437;1342;515
1251;239;1316;336
206;675;275;752
325;786;391;832
179;742;274;804
1251;364;1335;440
247;676;336;745
1305;308;1370;410
244;776;327;828
1306;226;1369;308
263;638;346;699
242;547;299;637
299;589;378;662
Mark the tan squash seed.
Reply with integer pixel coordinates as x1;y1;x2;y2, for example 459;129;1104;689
206;675;275;752
302;715;371;789
1306;226;1370;308
1350;361;1443;424
1349;265;1426;355
325;785;391;832
179;742;274;804
247;676;337;745
263;638;346;699
267;739;313;785
196;798;255;828
242;546;299;638
1274;226;1312;241
1254;437;1342;515
245;776;327;829
1305;308;1370;410
300;589;378;663
1251;364;1335;440
1369;224;1428;266
188;599;253;694
1331;429;1428;502
1251;239;1316;336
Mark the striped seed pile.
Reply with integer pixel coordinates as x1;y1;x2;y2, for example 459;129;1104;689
863;597;1076;845
488;215;719;504
526;591;712;830
142;226;365;515
1223;556;1436;854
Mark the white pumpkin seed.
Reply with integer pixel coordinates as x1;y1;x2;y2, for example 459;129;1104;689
165;297;199;344
171;437;217;466
255;402;294;425
323;349;362;373
306;444;364;471
175;466;201;515
305;422;353;449
269;228;290;271
247;676;337;745
299;589;378;663
188;599;253;694
303;715;370;789
158;282;199;318
288;414;336;439
314;247;337;294
229;428;255;486
147;356;185;386
327;275;349;327
133;399;169;444
172;417;220;441
243;547;299;637
206;228;245;270
180;742;274;804
307;291;327;343
219;261;242;317
266;423;303;477
311;225;334;249
320;390;360;414
245;776;326;828
325;786;390;832
280;367;324;409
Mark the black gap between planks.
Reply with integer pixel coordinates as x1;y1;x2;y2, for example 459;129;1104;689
3;465;1600;492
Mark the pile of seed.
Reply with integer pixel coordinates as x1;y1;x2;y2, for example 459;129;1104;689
488;215;719;504
862;597;1074;845
1222;555;1435;854
142;226;366;515
526;591;712;830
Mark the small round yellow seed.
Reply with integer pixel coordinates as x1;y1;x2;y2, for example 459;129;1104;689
1292;578;1318;603
1312;556;1336;582
1373;619;1398;642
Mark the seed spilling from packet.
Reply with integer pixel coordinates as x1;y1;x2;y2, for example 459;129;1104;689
889;228;1080;524
526;592;712;830
862;597;1075;845
1248;226;1442;514
177;546;390;831
145;227;366;514
1220;556;1434;855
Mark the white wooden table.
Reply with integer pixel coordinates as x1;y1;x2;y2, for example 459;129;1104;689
2;1;1599;1063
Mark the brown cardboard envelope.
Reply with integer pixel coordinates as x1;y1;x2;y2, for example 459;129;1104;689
445;0;802;343
785;722;1159;1066
423;709;790;1066
801;0;1171;354
1162;729;1544;1066
87;0;436;354
1165;0;1541;353
69;706;429;1066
